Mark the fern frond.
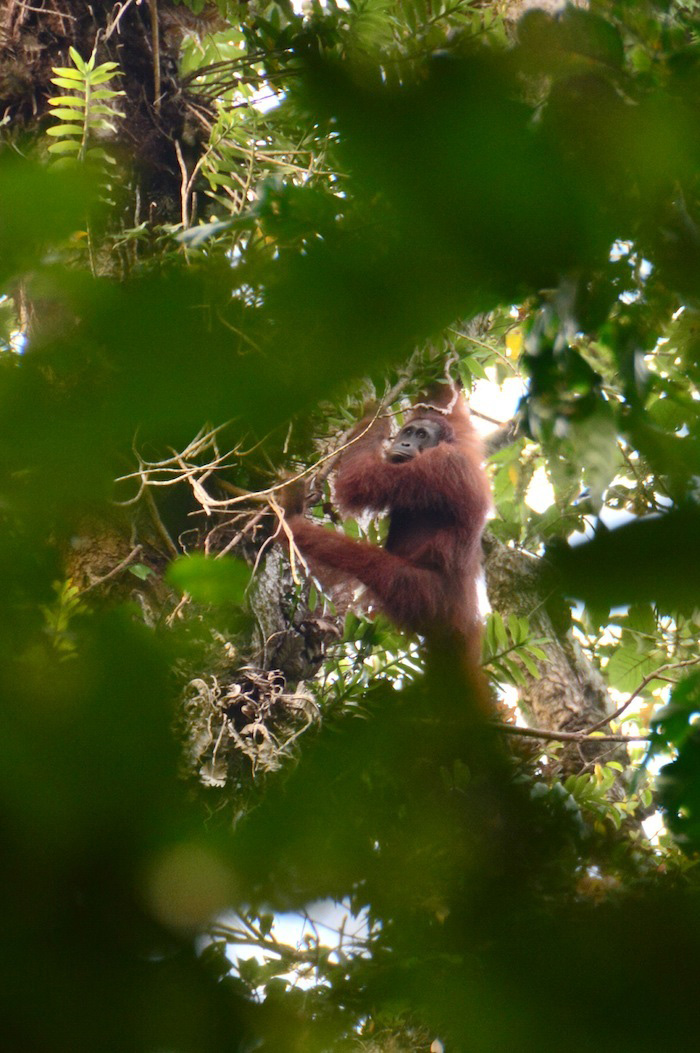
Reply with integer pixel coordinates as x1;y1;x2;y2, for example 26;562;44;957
47;49;124;170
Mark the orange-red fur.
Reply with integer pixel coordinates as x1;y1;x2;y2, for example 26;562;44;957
285;384;491;665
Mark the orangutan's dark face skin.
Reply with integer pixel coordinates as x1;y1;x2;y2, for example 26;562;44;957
387;418;444;463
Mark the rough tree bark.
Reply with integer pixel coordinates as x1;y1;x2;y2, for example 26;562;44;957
483;531;626;773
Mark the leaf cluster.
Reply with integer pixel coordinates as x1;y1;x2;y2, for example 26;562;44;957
6;0;700;1050
47;47;124;170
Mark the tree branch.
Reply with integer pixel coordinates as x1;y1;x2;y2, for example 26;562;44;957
491;722;649;744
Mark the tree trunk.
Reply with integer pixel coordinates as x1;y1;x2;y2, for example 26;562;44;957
483;531;626;773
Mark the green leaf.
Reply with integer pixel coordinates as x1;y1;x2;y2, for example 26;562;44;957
128;563;153;581
465;356;488;381
86;116;117;133
507;613;526;644
49;108;85;121
52;66;85;80
86;103;121;117
46;125;84;137
50;77;87;91
47;140;82;154
68;47;88;72
50;156;79;170
492;613;509;652
605;646;658;694
166;553;251;605
88;87;126;101
343;611;360;641
520;652;541;678
89;67;121;85
485;616;497;653
178;219;234;247
625;603;657;636
84;147;116;163
502;657;526;685
608;808;622;830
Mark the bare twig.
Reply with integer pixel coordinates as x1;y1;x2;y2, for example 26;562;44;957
166;593;190;625
216;313;262;352
149;0;161;112
268;494;308;585
145;487;179;558
214;510;266;557
191;407;389;510
175;138;209;231
103;0;138;40
491;722;650;744
584;655;700;735
79;545;143;594
174;139;190;229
